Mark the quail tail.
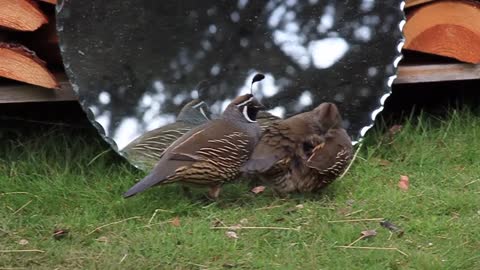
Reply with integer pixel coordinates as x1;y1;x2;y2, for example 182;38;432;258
123;168;172;198
123;174;156;198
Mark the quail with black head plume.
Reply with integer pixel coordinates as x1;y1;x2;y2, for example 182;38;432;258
123;74;266;199
241;102;352;194
121;97;211;171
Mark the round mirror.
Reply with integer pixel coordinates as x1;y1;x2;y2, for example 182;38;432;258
57;0;404;170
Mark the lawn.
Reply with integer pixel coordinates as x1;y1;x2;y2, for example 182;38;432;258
1;110;479;269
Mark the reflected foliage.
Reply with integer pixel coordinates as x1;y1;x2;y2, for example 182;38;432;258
58;0;403;149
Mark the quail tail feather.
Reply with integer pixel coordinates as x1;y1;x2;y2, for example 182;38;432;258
123;160;184;198
123;172;161;198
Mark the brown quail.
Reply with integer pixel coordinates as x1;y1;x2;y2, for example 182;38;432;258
121;99;210;171
242;102;352;194
123;75;266;199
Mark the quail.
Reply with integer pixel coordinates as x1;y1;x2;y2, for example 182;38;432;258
241;102;352;194
256;111;281;133
121;99;211;171
123;74;266;199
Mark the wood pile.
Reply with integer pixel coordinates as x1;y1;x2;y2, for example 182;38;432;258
0;0;478;103
404;0;480;64
0;0;59;89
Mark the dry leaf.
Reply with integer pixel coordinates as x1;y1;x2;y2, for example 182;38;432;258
229;224;242;230
96;236;108;243
361;229;377;239
380;220;404;237
18;239;29;245
285;204;304;214
170;216;181;227
398;175;409;191
212;219;223;227
251;186;266;194
378;159;391;166
389;125;403;136
53;228;69;240
239;218;248;224
225;231;238;239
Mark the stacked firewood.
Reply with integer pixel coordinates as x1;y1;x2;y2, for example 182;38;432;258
0;0;59;89
404;0;480;64
0;0;478;94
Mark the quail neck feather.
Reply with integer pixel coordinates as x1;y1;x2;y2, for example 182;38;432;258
256;111;281;133
121;99;210;171
123;93;264;199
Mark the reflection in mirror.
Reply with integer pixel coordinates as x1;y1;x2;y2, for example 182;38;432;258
57;0;404;170
122;98;211;170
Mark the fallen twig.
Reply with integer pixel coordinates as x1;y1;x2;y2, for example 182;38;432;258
345;209;363;217
464;179;479;187
87;216;140;236
339;141;363;179
0;192;40;200
335;245;409;257
0;249;45;253
87;149;111;166
348;236;366;247
328;218;384;223
119;253;128;264
255;205;284;211
211;226;300;231
141;221;170;228
12;200;33;215
147;209;174;225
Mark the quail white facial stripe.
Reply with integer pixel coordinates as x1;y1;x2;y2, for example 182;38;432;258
191;101;205;108
199;107;209;120
242;105;256;123
236;97;253;107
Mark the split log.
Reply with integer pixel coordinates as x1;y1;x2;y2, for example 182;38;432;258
37;0;57;4
403;0;480;64
405;0;437;8
0;43;59;89
0;0;48;31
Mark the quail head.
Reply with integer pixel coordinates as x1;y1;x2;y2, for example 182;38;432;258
241;102;352;194
121;99;211;171
301;126;353;191
123;75;266;200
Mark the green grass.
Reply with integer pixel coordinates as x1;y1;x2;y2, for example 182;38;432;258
1;110;480;269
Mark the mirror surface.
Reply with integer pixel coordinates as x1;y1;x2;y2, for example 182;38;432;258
57;0;404;170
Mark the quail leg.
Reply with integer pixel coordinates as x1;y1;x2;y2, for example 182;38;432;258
181;185;193;198
207;185;222;200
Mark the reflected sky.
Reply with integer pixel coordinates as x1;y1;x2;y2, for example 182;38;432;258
58;0;403;150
